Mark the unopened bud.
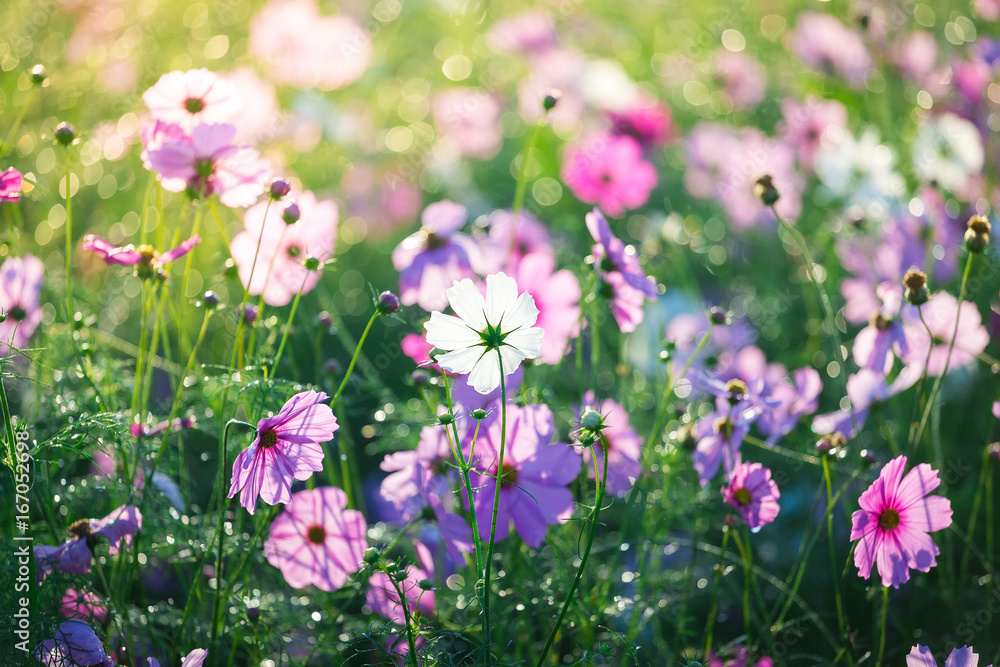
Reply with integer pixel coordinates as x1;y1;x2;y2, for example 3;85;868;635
754;174;779;206
964;215;991;254
268;178;291;200
709;307;730;326
410;370;429;387
239;303;258;324
363;547;381;564
580;408;604;432
902;269;929;306
376;291;399;315
816;431;846;455
418;579;434;591
438;413;454;426
324;358;342;376
470;408;489;420
54;122;77;146
988;443;1000;462
542;89;562;112
303;256;321;271
30;64;47;85
281;202;301;225
246;606;260;621
200;291;220;309
317;311;334;328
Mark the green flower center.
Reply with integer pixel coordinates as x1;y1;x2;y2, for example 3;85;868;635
479;322;507;350
8;305;26;321
306;525;326;545
184;97;205;114
878;508;900;531
259;429;279;449
195;158;215;178
733;488;752;506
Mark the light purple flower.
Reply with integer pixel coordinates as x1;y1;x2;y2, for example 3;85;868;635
587;208;657;298
851;455;953;588
477;209;554;275
790;12;872;87
907;645;992;667
144;122;270;207
486;10;556;54
0;254;43;357
903;291;990;377
851;282;909;372
602;271;648;333
757;367;822;445
392;200;479;312
181;649;209;667
380;424;457;520
778;96;847;173
35;505;143;583
722;461;781;531
1;167;23;202
142;68;243;133
432;88;502;160
715;50;766;109
579;392;642;496
264;486;367;591
34;620;112;666
562;133;657;218
367;541;436;623
228;390;337;515
466;403;579;547
692;397;762;486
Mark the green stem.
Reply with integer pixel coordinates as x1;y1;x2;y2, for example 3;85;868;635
0;86;37;159
232;198;274;370
177;202;204;359
732;528;753;650
959;448;991;582
911;253;975;449
270;273;309;373
535;435;609;667
377;561;420;667
511;120;545;216
703;527;731;657
330;312;379;410
823;456;853;665
875;586;889;667
482;354;508;662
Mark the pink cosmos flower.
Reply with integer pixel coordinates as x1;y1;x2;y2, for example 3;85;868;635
1;167;23;202
903;291;990;377
778;96;847;173
34;620;112;667
34;505;143;583
380;423;457;521
367;541;436;624
0;254;44;357
561;133;657;218
693;396;763;485
229;390;337;515
707;647;774;667
851;282;909;372
579;392;642;497
607;97;675;149
263;486;367;591
393;200;481;312
723;461;781;531
466;403;579;547
789;12;872;87
142;68;243;133
907;645;993;667
249;0;371;91
432;88;502;160
229;190;338;306
511;252;580;364
715;50;766;109
144;123;270;208
603;271;648;333
587;208;657;298
60;589;108;623
486;10;556;54
476;209;554;275
850;455;953;588
82;234;200;279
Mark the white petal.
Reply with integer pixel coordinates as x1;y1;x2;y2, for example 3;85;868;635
504;327;544;360
485;272;520;326
437;346;486;376
498;344;527;378
467;352;502;394
502;291;540;332
446;278;488;329
425;312;481;350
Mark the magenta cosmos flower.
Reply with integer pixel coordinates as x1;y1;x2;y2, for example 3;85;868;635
790;12;872;87
722;461;781;531
264;486;367;591
34;505;143;583
144;122;270;208
142;68;243;132
82;234;200;280
607;96;675;149
579;391;642;497
511;252;580;364
229;390;337;515
60;589;108;623
393;200;480;312
903;290;990;377
466;403;579;547
34;620;112;667
908;645;993;667
0;254;43;357
562;133;657;217
1;167;23;202
432;88;502;160
850;455;953;588
229;190;338;306
367;540;436;624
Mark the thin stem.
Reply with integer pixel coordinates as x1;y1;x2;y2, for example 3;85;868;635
823;456;853;665
232;199;274;370
911;253;975;449
377;562;420;667
731;528;753;649
177;202;204;359
330;312;379;410
270;273;309;373
875;586;889;667
703;527;731;657
960;448;991;581
535;437;609;667
482;354;508;662
907;307;935;446
511;120;545;216
0;86;38;159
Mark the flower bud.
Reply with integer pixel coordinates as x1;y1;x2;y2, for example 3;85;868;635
964;215;991;254
580;408;604;432
673;423;696;451
437;413;454;426
30;64;47;85
987;442;1000;462
543;89;562;112
281;202;301;225
410;370;429;387
223;257;239;279
54;122;77;146
324;358;342;376
753;174;779;206
268;178;291;200
200;291;220;309
239;303;258;324
470;408;489;420
317;311;334;328
376;291;399;315
859;449;877;468
418;579;434;591
816;431;846;455
363;547;381;564
303;256;321;271
708;307;730;326
246;606;260;622
902;269;929;306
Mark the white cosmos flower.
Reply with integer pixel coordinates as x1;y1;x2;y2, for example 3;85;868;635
424;272;544;394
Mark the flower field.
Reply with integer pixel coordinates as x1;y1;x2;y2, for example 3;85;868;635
2;0;1000;665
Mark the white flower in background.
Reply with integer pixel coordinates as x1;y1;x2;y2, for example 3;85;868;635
815;126;906;220
912;112;984;192
424;273;544;394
